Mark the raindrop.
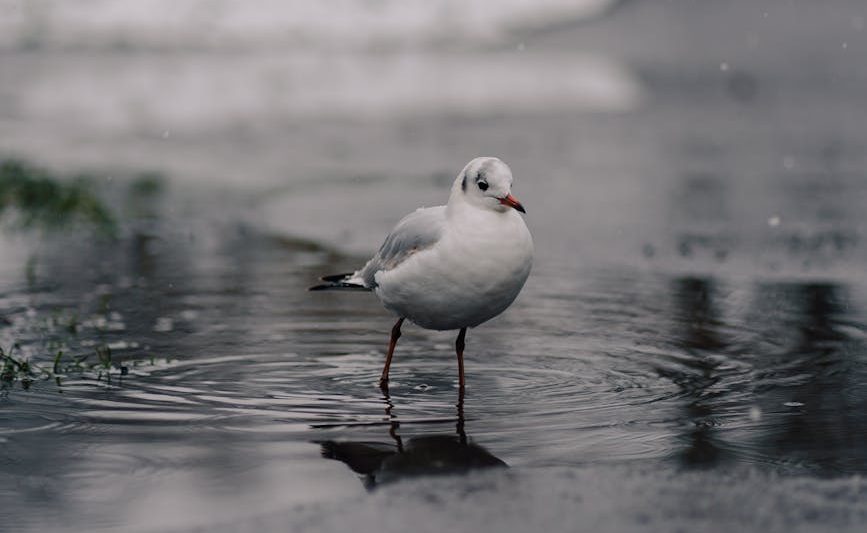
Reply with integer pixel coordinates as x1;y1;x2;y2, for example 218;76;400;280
749;406;762;421
154;317;174;332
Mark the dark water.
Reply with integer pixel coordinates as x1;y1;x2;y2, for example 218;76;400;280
3;0;867;531
2;192;867;531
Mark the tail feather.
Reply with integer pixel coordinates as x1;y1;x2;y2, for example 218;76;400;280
309;273;369;292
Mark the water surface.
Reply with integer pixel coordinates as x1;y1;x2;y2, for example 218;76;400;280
2;0;867;531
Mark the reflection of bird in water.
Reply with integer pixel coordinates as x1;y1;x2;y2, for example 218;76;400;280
320;434;507;490
318;392;506;490
310;157;533;392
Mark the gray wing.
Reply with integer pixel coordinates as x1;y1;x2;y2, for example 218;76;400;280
356;205;446;288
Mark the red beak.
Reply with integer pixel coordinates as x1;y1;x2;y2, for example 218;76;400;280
499;194;526;213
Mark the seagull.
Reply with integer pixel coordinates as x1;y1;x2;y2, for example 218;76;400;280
310;157;533;391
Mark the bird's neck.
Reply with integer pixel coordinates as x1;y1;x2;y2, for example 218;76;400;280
446;191;504;226
446;187;476;220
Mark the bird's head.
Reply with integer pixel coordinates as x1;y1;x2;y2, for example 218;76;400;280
455;157;525;214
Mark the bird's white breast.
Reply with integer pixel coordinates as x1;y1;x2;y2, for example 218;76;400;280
374;209;533;331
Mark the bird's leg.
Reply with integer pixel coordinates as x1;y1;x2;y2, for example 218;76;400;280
456;385;466;445
379;317;404;390
455;327;467;391
383;391;403;452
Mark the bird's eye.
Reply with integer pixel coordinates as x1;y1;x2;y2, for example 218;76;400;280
477;181;489;191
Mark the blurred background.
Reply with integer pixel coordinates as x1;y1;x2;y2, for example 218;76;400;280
3;0;867;267
2;1;867;532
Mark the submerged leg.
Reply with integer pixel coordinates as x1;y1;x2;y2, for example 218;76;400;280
455;327;467;391
379;318;405;390
456;384;466;444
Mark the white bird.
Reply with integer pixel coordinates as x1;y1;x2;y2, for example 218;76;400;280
310;157;533;391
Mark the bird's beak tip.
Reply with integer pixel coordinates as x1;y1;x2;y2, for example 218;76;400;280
500;194;526;214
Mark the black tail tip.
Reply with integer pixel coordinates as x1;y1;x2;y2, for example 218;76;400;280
309;281;369;291
320;272;354;282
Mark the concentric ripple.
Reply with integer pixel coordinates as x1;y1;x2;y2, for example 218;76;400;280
3;187;867;532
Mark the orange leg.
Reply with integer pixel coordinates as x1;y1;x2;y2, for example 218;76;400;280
379;318;404;390
455;327;467;391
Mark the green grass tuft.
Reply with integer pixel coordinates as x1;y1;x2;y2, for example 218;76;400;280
0;159;117;235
